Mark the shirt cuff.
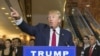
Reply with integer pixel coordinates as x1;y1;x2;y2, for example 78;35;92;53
15;17;23;25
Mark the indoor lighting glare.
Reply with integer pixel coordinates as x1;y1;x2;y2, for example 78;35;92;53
1;7;6;10
86;4;90;7
27;14;31;17
5;13;9;15
11;20;15;23
63;0;66;12
8;17;12;19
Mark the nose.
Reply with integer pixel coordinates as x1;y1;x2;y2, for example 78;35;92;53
48;17;53;21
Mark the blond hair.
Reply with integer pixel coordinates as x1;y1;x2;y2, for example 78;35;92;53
49;10;62;19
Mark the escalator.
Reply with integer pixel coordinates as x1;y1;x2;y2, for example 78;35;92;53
83;8;100;41
63;7;100;56
68;15;83;41
65;7;99;42
65;14;81;41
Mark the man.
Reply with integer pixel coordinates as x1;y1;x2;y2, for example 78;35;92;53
12;38;23;56
83;36;90;50
12;38;22;47
0;38;4;50
73;37;83;56
81;36;90;56
10;7;74;46
29;39;35;46
84;35;100;56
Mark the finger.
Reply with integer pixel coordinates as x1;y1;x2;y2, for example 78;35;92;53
10;7;16;12
11;12;15;16
11;12;17;17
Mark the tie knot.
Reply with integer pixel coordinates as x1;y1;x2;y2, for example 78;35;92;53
53;29;56;32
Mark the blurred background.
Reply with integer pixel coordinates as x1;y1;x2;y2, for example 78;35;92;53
0;0;100;43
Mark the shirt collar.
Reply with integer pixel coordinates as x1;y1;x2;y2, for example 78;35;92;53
50;27;60;33
91;44;96;48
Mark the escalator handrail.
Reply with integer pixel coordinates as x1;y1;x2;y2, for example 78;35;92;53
75;8;94;35
84;8;100;28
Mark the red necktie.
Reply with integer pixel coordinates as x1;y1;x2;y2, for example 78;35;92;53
51;30;56;46
89;46;93;56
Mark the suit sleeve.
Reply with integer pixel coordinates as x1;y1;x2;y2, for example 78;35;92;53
68;32;74;46
84;49;86;56
18;21;38;36
64;30;74;46
84;47;89;56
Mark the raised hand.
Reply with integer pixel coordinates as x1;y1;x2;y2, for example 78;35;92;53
10;7;20;20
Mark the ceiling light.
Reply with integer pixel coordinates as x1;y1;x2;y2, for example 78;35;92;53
86;4;90;7
1;7;6;10
5;13;9;15
8;17;12;19
11;20;15;23
27;14;31;17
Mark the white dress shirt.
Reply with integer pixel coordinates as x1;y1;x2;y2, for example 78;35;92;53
49;27;60;46
91;44;96;52
84;44;90;50
15;17;23;25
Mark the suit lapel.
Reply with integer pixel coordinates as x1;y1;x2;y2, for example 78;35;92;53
44;27;50;46
92;45;97;56
58;29;64;46
44;27;65;46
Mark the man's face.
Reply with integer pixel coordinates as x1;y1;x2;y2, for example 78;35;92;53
83;37;89;44
48;13;61;28
13;39;20;47
29;40;34;46
89;36;96;46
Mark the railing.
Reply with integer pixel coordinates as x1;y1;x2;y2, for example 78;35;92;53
83;8;100;41
65;14;78;38
84;8;100;28
71;8;94;36
65;7;98;41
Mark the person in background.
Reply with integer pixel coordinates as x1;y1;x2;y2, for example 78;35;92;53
81;36;90;56
0;38;5;51
73;37;83;56
12;38;23;56
83;36;90;50
0;39;14;56
29;39;35;46
73;37;79;46
84;35;100;56
10;7;74;46
12;38;22;47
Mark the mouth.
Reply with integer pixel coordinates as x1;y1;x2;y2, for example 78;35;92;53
49;21;53;24
49;22;53;26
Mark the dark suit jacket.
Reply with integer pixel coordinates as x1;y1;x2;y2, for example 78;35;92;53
84;44;100;56
18;21;74;46
15;46;23;56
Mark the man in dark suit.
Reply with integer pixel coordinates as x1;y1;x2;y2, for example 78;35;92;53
84;35;100;56
10;7;74;46
12;38;23;56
